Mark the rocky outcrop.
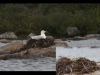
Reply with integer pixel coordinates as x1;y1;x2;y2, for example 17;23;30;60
0;46;56;60
67;27;80;37
85;34;100;38
0;39;11;43
0;39;68;60
0;32;17;39
0;41;24;54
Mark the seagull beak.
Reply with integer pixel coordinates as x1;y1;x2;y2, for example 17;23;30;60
45;31;47;33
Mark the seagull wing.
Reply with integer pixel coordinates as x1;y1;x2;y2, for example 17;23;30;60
31;35;44;39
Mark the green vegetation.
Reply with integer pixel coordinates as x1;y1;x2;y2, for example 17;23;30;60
0;3;100;38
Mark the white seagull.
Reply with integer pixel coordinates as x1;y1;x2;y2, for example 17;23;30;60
29;30;47;40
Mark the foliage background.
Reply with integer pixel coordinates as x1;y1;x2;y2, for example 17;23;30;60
0;3;100;38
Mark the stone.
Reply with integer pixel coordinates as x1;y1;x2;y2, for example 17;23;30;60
54;40;68;47
28;33;36;36
0;32;17;39
0;41;24;54
85;34;100;38
46;36;55;41
0;39;11;43
67;27;80;37
0;44;56;60
73;36;87;40
0;39;68;60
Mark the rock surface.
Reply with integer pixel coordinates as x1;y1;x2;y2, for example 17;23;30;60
0;41;24;54
85;34;100;38
46;36;55;41
54;40;68;47
0;32;17;39
0;39;68;60
67;27;80;37
0;39;11;43
73;36;87;40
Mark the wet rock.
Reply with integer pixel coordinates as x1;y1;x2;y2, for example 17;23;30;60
85;34;100;38
54;40;68;47
0;38;67;60
73;36;87;40
0;39;11;43
0;38;56;60
61;38;67;41
0;32;17;39
67;27;80;37
46;36;55;41
0;44;56;60
0;41;24;54
55;39;62;41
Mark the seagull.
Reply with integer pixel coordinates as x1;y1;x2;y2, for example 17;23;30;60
29;30;47;40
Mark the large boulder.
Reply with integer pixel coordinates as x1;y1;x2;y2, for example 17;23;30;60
0;32;17;39
0;41;24;54
67;27;80;37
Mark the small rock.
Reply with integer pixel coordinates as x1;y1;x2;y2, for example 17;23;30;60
67;27;80;37
0;32;17;39
0;39;11;43
46;36;55;41
73;36;87;40
85;34;100;38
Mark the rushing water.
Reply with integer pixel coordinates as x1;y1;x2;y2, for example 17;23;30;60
0;40;56;71
56;38;100;62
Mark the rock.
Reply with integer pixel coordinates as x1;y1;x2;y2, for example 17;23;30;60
73;36;87;40
54;40;68;47
55;39;62;41
0;44;56;60
0;32;17;39
67;27;80;37
28;33;36;36
0;39;68;60
85;34;100;38
0;41;24;54
0;39;11;43
61;38;67;41
46;36;55;41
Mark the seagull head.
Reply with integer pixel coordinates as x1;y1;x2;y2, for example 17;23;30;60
41;30;47;34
